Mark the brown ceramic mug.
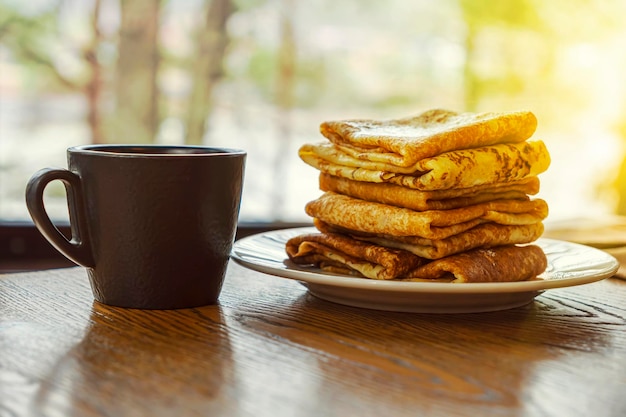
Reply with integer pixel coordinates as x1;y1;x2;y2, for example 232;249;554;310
25;145;246;309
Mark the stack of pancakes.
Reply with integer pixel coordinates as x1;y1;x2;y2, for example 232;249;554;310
286;109;551;283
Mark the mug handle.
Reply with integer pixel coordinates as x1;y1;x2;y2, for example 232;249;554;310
25;168;95;267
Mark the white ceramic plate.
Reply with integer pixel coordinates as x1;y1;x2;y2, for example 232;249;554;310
231;227;619;313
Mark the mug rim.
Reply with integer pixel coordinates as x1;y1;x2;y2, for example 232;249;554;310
69;144;246;157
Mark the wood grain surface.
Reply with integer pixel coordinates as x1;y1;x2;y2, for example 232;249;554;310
1;263;625;417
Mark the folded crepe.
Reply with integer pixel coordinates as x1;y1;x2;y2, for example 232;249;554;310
314;218;544;259
320;108;538;169
285;232;428;280
300;140;550;190
306;192;548;241
319;173;540;211
286;231;547;282
403;245;547;282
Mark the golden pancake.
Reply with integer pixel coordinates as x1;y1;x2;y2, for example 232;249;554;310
286;231;547;282
299;140;550;190
320;109;537;168
285;232;427;280
319;173;540;211
314;219;545;259
306;192;548;240
402;244;547;283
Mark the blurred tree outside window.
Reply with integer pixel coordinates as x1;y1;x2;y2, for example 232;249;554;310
1;0;626;224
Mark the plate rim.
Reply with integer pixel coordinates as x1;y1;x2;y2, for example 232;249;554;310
231;227;619;295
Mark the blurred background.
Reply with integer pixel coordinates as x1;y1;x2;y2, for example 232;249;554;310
2;0;626;226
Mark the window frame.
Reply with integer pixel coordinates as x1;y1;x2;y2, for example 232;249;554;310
0;220;309;272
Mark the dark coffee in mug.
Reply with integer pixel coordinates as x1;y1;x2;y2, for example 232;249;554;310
26;145;246;309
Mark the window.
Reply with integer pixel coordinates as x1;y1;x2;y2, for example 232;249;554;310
2;0;626;231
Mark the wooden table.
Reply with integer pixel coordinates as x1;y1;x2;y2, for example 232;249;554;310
1;262;626;417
